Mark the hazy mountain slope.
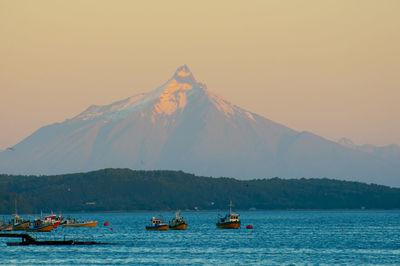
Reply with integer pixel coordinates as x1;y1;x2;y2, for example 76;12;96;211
1;66;399;186
338;137;400;165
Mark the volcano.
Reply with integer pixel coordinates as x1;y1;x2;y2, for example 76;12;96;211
1;65;399;186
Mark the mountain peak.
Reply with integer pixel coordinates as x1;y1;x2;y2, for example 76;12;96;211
172;65;197;84
2;66;400;187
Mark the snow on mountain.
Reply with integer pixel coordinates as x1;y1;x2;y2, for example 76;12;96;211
1;65;399;187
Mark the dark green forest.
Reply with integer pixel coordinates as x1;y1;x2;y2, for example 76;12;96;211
1;168;399;214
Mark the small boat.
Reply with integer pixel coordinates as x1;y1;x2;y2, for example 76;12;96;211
42;214;63;228
11;214;31;231
26;224;54;232
62;218;98;227
0;224;13;232
0;221;10;231
169;212;187;230
216;201;241;229
26;219;54;232
146;216;169;231
9;200;31;230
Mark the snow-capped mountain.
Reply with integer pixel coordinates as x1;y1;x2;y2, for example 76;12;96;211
1;65;399;186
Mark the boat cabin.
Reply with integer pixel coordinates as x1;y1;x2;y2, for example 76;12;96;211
151;217;162;225
218;213;240;223
228;214;239;222
12;214;24;224
33;219;44;227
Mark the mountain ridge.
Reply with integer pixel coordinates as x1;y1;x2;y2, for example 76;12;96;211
338;137;400;165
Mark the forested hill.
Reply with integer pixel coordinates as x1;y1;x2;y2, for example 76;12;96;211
1;168;400;214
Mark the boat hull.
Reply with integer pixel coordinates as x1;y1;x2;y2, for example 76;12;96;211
26;224;54;232
13;221;31;231
52;221;61;228
0;224;13;231
62;221;98;227
216;221;241;229
169;223;187;230
146;224;169;231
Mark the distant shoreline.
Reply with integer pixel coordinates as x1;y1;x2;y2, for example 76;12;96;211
2;209;400;217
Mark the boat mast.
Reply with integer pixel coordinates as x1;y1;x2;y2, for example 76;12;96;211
229;200;232;214
14;198;17;216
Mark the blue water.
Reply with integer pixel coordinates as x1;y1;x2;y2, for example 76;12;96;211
1;211;400;265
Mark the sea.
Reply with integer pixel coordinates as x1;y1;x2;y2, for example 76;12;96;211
1;210;399;265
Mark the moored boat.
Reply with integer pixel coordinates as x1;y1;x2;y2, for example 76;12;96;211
146;216;169;231
12;221;30;231
62;218;98;227
216;201;241;229
169;212;187;230
26;224;54;232
26;219;54;232
41;214;65;228
11;214;31;231
9;200;31;231
0;223;13;232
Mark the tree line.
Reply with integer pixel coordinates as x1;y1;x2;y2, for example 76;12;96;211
1;168;399;214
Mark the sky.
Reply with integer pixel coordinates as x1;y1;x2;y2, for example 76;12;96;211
1;0;399;149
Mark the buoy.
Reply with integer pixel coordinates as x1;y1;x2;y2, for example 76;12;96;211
246;225;253;229
341;227;344;230
110;227;114;230
104;221;109;226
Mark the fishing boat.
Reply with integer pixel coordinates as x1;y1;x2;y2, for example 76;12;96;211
169;211;187;230
146;216;169;231
0;223;13;232
11;214;31;231
42;214;63;228
62;217;98;227
9;199;31;230
216;201;241;229
26;219;54;232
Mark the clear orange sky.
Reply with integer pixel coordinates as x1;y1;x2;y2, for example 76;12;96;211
1;0;399;149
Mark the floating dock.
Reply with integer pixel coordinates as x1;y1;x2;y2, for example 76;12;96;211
0;233;111;246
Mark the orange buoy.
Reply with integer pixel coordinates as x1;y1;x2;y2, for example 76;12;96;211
110;227;114;230
246;225;253;229
104;221;109;226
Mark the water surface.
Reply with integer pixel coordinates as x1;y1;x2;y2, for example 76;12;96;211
1;210;399;264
